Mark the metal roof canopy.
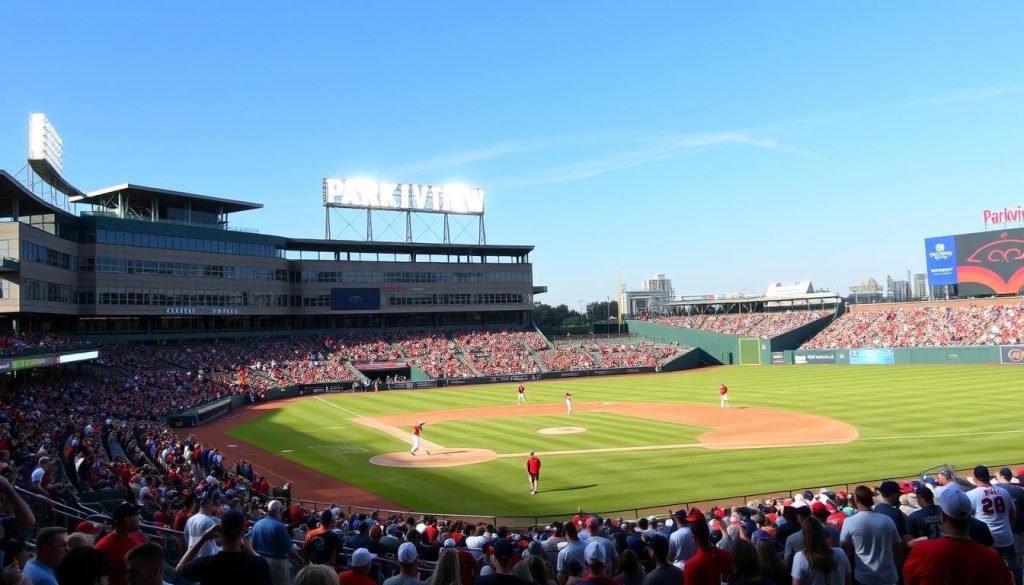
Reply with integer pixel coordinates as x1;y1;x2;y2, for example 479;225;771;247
0;171;75;218
72;183;262;215
27;158;85;199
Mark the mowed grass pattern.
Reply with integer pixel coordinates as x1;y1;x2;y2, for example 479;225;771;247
424;413;707;453
228;365;1023;516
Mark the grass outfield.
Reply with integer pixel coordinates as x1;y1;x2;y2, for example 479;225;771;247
227;365;1022;516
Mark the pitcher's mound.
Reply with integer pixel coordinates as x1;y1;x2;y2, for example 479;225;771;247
538;427;587;435
371;448;498;468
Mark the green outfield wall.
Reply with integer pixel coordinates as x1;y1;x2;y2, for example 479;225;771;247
627;320;741;364
777;345;1016;365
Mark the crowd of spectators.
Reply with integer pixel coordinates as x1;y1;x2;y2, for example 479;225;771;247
456;330;543;376
802;302;1024;349
538;348;597;372
321;334;405;363
393;332;475;379
6;459;1021;585
0;331;87;354
655;311;831;338
586;341;681;369
1;325;1022;585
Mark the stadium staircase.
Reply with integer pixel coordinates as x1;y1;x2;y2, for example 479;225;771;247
344;361;371;383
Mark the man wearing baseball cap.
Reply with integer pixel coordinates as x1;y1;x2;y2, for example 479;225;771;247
340;548;378;585
904;489;1012;584
177;510;271;585
966;465;1021;585
584;516;618;576
683;513;731;585
383;542;424;585
667;510;696;568
580;541;618;585
874;480;910;548
95;502;146;585
931;468;959;499
642;535;680;585
907;487;943;546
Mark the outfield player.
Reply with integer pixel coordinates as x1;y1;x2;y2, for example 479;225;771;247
719;384;729;409
527;451;541;494
517;384;526;405
565;391;572;415
410;421;426;455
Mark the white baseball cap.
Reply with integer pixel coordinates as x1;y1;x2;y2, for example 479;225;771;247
584;541;605;564
350;548;377;567
938;489;972;520
397;542;418;564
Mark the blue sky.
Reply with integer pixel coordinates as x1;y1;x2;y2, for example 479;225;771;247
1;2;1022;306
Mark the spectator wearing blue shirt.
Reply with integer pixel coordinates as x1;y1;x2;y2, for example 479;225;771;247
23;527;68;585
250;499;304;585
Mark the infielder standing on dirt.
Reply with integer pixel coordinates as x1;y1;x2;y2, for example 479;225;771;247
565;391;573;415
719;383;729;409
410;421;426;455
517;383;527;405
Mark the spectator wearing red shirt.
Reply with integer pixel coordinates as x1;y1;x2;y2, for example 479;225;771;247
684;512;732;585
340;548;378;585
904;489;1012;585
95;502;148;585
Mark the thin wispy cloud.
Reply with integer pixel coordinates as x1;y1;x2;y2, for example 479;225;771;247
394;83;1014;190
397;130;813;189
395;131;673;175
497;132;809;189
919;85;1024;105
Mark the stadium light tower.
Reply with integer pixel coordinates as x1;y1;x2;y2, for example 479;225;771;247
577;299;585;326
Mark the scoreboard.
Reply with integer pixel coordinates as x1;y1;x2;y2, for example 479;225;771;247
925;227;1024;296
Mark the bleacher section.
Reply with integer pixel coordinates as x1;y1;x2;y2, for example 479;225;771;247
802;301;1024;348
654;311;831;338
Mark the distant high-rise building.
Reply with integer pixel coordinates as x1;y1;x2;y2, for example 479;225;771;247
913;273;928;299
848;277;883;304
624;273;674;317
891;280;912;302
643;273;672;293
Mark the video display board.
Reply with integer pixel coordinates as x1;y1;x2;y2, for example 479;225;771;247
925;227;1024;295
330;288;381;311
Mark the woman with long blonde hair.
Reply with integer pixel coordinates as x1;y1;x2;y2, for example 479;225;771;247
293;564;344;585
428;548;463;585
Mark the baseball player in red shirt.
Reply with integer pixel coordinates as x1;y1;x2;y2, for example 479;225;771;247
411;421;427;455
719;384;729;409
527;451;542;494
517;384;526;405
565;392;572;415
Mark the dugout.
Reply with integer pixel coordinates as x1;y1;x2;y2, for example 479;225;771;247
354;361;412;382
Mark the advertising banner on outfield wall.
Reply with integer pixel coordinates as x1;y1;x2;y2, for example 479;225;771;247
794;352;837;364
488;374;542;383
1000;346;1024;365
850;348;895;365
771;352;786;364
